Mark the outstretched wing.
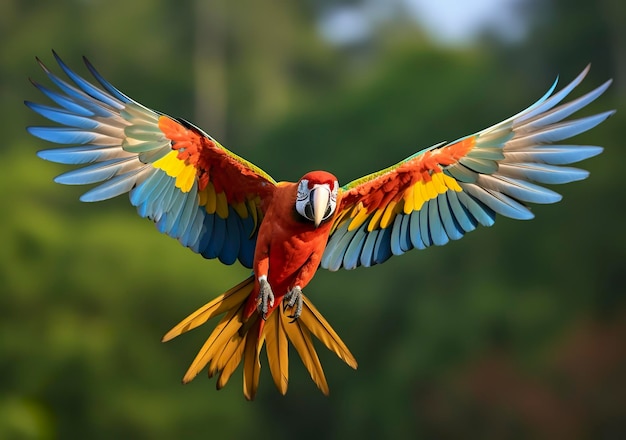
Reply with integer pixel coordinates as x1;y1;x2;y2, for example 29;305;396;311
27;52;276;268
322;65;613;271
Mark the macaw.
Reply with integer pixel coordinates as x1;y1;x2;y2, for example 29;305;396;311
27;52;613;400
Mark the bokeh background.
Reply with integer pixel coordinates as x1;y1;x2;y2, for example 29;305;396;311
2;0;625;438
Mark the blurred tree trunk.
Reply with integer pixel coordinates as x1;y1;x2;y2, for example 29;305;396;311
194;0;228;141
599;0;626;96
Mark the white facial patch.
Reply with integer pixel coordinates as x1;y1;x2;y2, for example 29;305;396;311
295;179;338;224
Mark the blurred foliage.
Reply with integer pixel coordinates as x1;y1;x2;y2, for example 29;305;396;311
1;0;625;438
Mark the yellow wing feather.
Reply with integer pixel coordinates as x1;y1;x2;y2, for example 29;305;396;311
203;182;217;214
215;191;229;219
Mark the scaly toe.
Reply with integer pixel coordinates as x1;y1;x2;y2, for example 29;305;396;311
284;286;303;321
256;278;274;320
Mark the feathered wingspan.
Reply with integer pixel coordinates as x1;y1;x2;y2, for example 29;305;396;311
26;52;276;268
163;276;357;400
322;65;614;271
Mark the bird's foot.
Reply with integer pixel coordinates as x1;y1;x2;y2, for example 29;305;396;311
283;286;303;322
256;277;274;320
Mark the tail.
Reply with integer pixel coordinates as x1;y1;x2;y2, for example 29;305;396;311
162;276;358;400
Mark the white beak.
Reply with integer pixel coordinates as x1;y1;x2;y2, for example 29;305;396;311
312;187;330;228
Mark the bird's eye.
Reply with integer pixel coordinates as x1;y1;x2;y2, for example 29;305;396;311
323;205;332;219
304;203;314;221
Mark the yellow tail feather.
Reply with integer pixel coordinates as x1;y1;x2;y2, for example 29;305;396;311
280;308;329;395
243;324;263;400
163;275;358;399
264;311;289;394
299;297;359;370
161;277;253;342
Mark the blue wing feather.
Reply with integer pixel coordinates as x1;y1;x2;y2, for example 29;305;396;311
360;230;379;268
390;215;406;256
218;211;241;265
25;102;100;129
28;54;262;268
409;211;427;250
52;52;124;109
30;80;97;116
80;167;150;202
323;67;610;271
428;198;449;247
372;227;392;265
345;223;368;269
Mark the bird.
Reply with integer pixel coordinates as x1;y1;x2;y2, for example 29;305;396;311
27;51;613;400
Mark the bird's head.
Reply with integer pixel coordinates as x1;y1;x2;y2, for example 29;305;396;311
295;171;339;228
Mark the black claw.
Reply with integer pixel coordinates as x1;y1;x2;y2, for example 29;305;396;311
283;286;303;321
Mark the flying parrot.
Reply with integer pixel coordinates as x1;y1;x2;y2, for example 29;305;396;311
27;52;613;400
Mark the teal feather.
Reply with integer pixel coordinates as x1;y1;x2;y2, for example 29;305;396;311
445;191;476;233
124;124;166;141
390;215;406;256
409;211;426;250
501;145;602;165
37;145;120;164
333;224;360;269
344;223;368;269
399;214;413;252
418;207;431;247
514;80;611;133
427;199;447;246
170;184;199;238
437;193;463;241
477;175;562;204
498;163;590;184
509;112;614;147
372;227;392;265
467;148;505;161
179;207;201;248
458;156;499;174
130;169;166;210
461;183;533;220
55;157;137;185
360;230;379;268
80;167;149;202
320;222;348;271
444;165;478;183
457;191;495;227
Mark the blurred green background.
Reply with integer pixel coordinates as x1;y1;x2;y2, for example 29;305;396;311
2;0;625;438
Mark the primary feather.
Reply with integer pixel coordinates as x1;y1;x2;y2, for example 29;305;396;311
322;65;613;271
